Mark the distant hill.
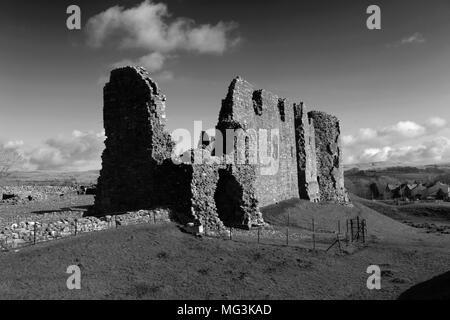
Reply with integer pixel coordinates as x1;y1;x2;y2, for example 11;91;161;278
0;170;100;186
344;161;450;172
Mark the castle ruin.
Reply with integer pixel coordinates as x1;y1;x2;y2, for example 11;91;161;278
93;66;349;229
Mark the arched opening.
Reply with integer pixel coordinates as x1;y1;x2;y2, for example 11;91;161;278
214;169;245;227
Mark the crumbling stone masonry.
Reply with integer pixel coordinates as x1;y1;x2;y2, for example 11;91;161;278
308;111;348;203
93;66;349;230
294;103;320;202
94;67;173;214
216;77;300;207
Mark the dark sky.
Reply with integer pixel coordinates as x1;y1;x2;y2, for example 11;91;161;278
1;0;449;169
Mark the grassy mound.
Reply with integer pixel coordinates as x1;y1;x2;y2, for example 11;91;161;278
261;197;417;242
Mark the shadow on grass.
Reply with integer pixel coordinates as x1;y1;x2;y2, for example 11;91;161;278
398;271;450;300
31;205;93;215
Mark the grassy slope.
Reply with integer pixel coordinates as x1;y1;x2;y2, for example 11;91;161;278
0;200;449;300
261;198;419;243
0;222;448;300
353;196;450;224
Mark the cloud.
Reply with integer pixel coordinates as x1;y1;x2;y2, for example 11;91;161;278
86;0;240;75
4;140;24;149
352;137;450;164
112;52;166;72
342;118;444;148
400;32;426;45
381;121;426;138
3;131;106;171
343;117;450;165
388;32;426;48
427;116;447;129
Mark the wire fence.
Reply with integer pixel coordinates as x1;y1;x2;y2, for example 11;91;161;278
202;216;368;253
0;210;368;254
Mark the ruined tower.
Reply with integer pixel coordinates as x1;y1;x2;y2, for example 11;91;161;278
94;66;174;214
308;111;348;203
294;103;320;202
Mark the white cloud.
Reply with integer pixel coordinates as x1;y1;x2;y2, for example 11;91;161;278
427;116;447;129
4;140;24;149
387;32;426;48
342;120;427;147
353;137;450;164
343;117;450;165
86;0;240;75
381;121;426;138
112;52;166;72
400;32;426;45
3;131;106;171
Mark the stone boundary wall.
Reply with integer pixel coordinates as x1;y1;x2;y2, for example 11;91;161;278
1;186;78;202
0;209;171;251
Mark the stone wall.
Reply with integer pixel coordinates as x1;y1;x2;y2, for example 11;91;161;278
92;66;349;231
94;66;174;214
216;77;300;207
308;111;348;203
294;103;320;202
215;164;261;229
0;209;171;250
1;186;77;202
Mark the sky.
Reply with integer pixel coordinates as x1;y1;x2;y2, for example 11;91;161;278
0;0;449;171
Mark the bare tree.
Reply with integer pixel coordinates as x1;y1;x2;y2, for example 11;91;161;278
0;146;23;180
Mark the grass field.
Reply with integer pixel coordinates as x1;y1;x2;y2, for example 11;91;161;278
0;222;448;300
0;195;449;299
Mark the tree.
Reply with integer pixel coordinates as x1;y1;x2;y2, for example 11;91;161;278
0;146;22;180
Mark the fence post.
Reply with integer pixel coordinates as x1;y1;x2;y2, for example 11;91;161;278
153;211;156;224
286;227;289;246
33;222;37;245
75;219;78;236
115;215;118;229
312;218;316;252
345;220;349;244
229;227;232;240
362;220;366;244
350;219;354;242
286;212;290;246
257;227;260;244
356;216;360;241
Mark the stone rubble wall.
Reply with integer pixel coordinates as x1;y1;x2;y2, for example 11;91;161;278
0;209;171;250
0;186;78;202
216;77;300;207
308;111;349;203
94;66;174;214
294;103;320;202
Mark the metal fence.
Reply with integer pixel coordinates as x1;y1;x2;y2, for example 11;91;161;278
1;212;368;254
203;216;368;253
